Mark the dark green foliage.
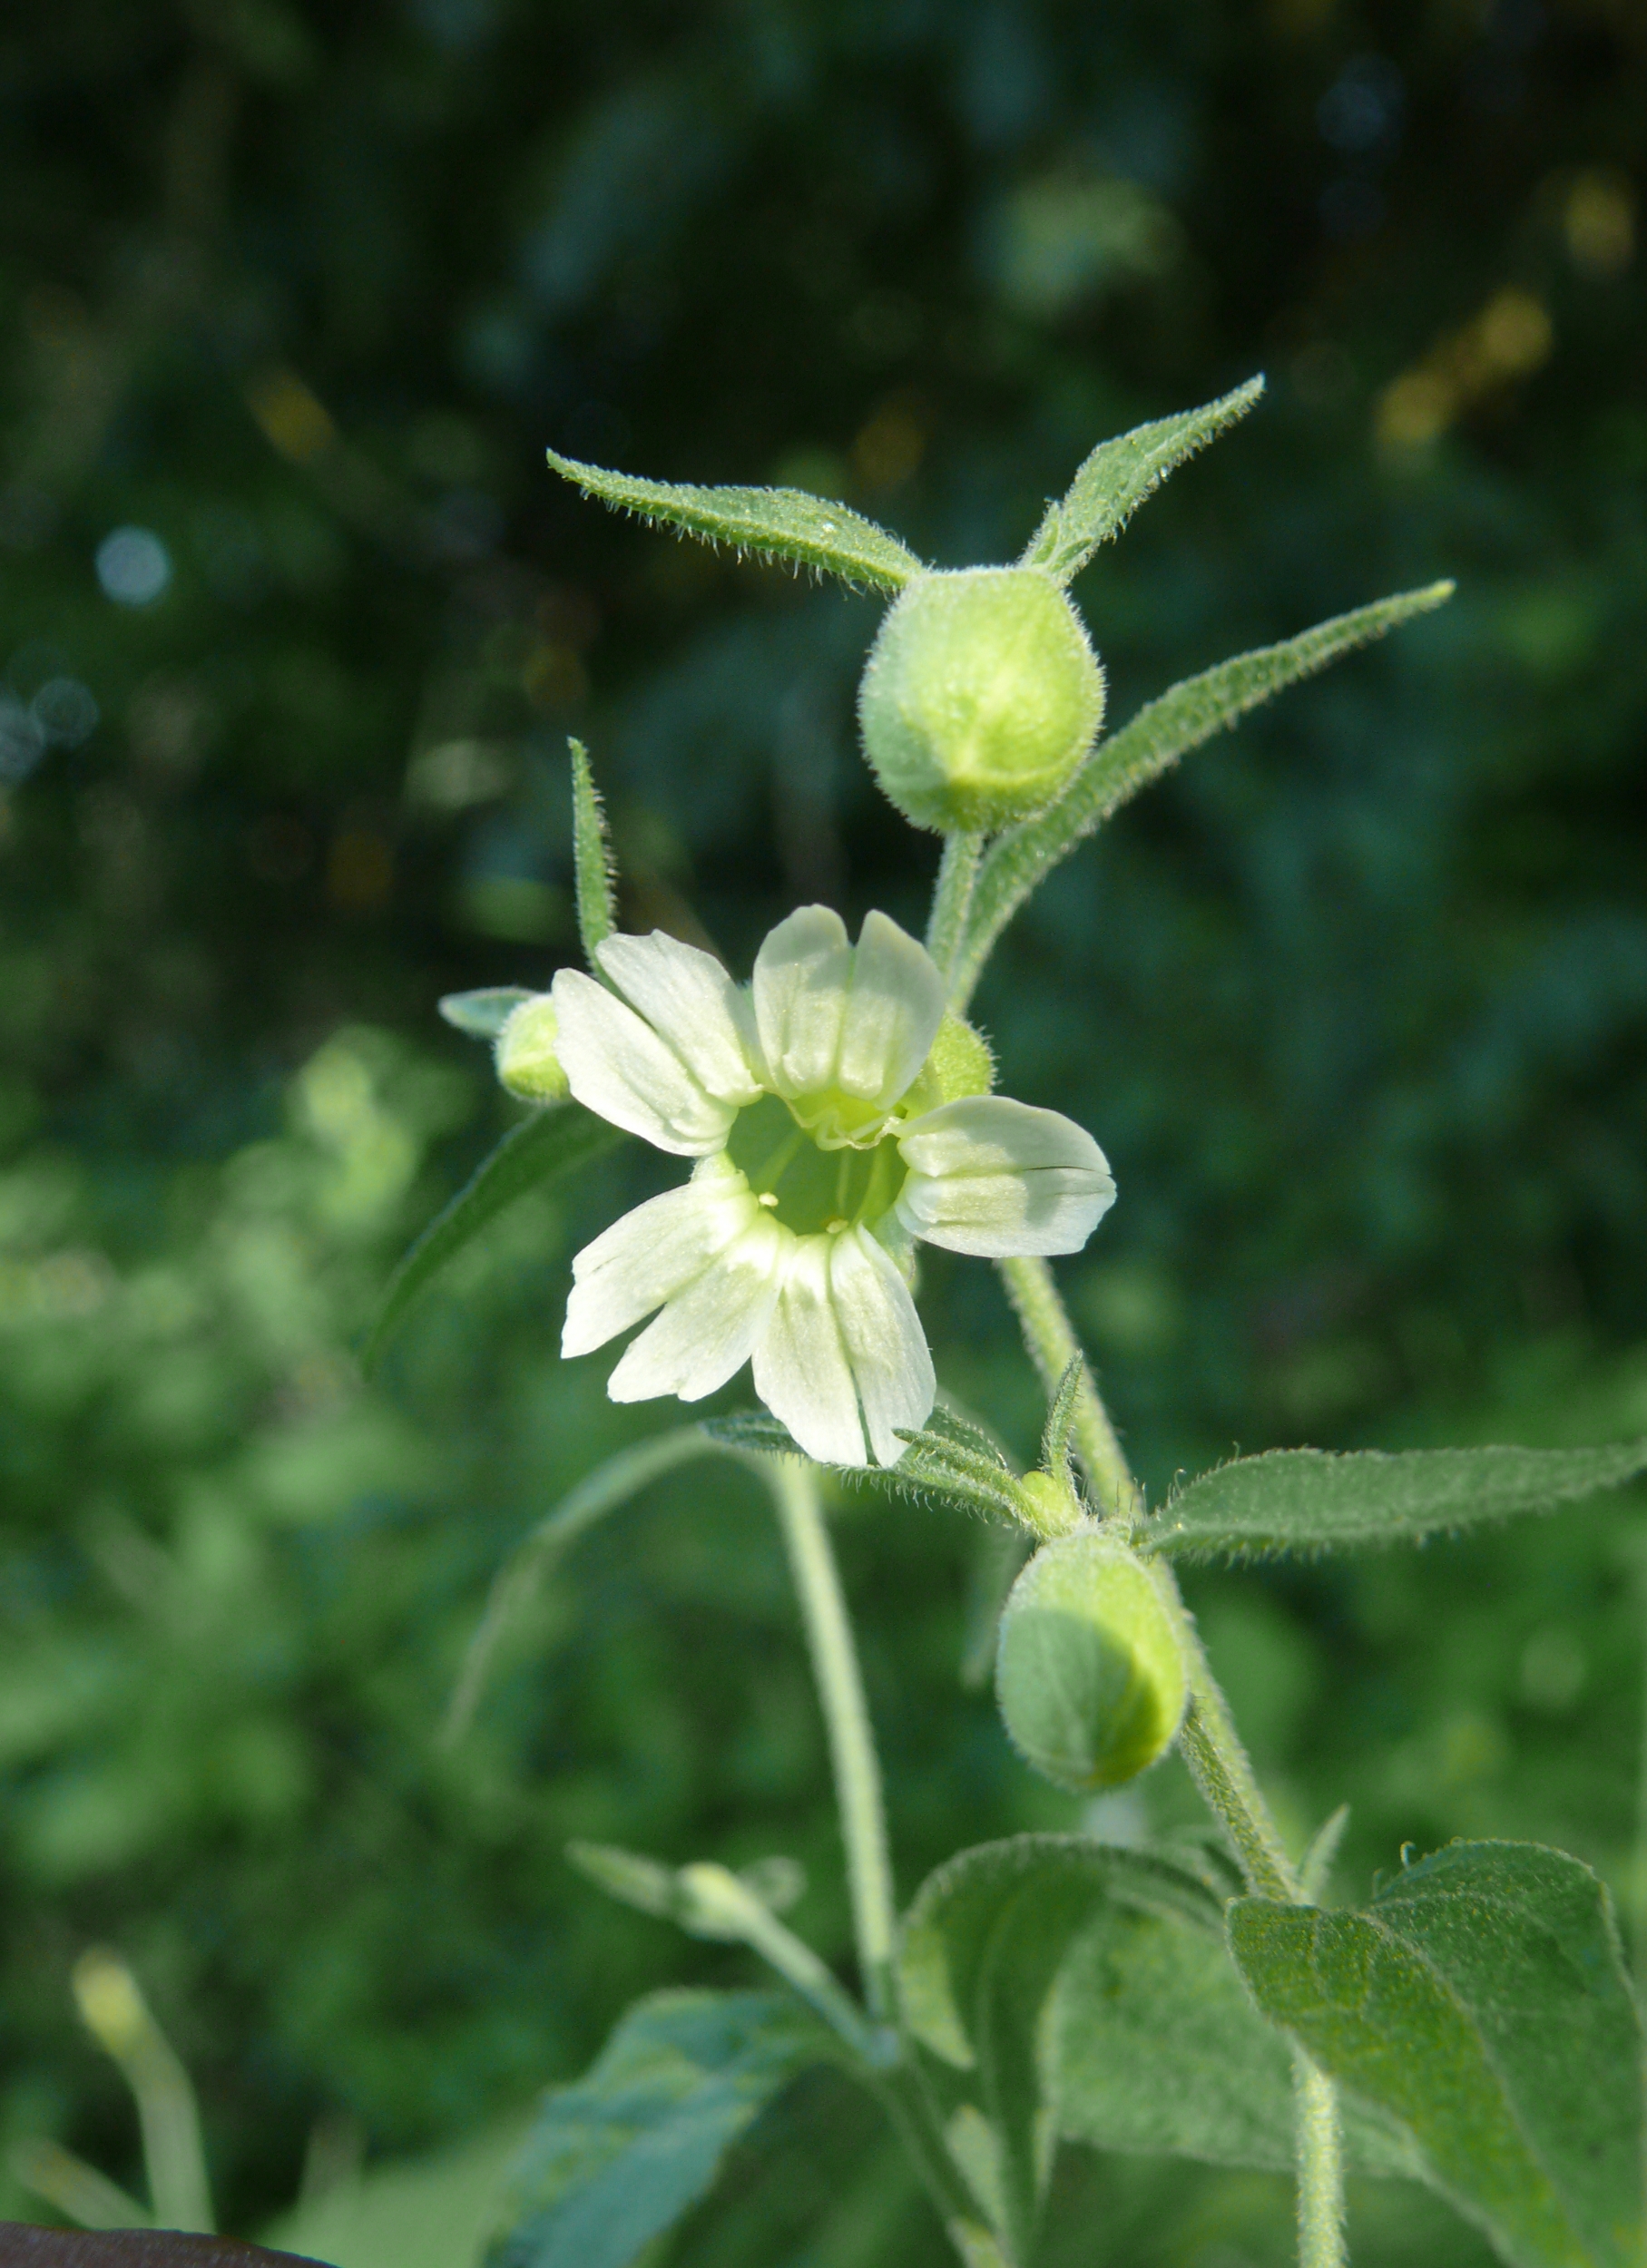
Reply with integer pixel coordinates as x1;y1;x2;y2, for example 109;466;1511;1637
1230;1842;1644;2268
484;1992;824;2268
2;0;1645;2259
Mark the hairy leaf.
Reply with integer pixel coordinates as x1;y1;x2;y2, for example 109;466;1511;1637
364;1104;623;1371
545;450;923;591
484;1989;823;2268
701;1410;1024;1524
439;987;533;1041
899;1835;1413;2261
1229;1841;1644;2268
1020;377;1265;583
568;738;616;963
1148;1439;1647;1560
951;582;1455;1009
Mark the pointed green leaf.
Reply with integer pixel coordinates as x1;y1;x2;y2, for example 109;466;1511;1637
568;738;616;963
1038;1356;1085;1484
545;449;923;591
951;582;1456;1009
364;1103;624;1372
440;987;534;1041
485;1989;825;2268
1020;376;1265;584
1148;1439;1647;1561
898;1834;1414;2258
699;1411;1025;1525
1229;1841;1645;2268
446;1429;728;1743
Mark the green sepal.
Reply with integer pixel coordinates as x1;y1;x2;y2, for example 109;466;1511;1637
1146;1438;1647;1561
1228;1840;1645;2268
363;1103;624;1373
440;987;534;1041
568;737;616;964
951;581;1455;1009
701;1408;1026;1526
1019;376;1265;585
483;1989;826;2268
545;449;923;591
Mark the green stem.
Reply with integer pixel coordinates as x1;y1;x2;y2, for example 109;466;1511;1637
873;2065;1007;2268
995;1255;1142;1519
926;831;985;984
994;1257;1350;2268
1293;2050;1348;2268
679;1863;894;2068
769;1456;897;2021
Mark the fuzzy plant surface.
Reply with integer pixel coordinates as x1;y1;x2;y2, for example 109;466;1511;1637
369;395;1642;2267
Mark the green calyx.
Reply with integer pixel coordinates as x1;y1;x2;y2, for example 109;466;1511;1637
898;1012;995;1117
495;995;570;1103
858;566;1105;833
995;1526;1188;1792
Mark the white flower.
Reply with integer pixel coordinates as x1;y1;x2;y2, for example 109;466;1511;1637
552;906;1115;1468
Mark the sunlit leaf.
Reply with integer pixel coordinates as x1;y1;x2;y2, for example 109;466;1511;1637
1147;1439;1647;1561
364;1104;624;1372
483;1989;824;2268
1019;376;1265;584
1229;1840;1644;2268
545;450;924;591
951;582;1456;1009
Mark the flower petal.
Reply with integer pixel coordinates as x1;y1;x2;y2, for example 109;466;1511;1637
828;1227;935;1466
896;1096;1116;1257
563;1158;759;1357
751;1233;866;1466
751;904;852;1102
607;1211;788;1403
596;931;762;1106
836;910;946;1111
552;967;736;1155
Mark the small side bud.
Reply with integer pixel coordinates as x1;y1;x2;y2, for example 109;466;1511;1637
995;1527;1187;1792
858;567;1105;833
1014;1469;1082;1539
495;994;570;1103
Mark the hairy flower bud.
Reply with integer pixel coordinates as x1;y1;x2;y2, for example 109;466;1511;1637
495;994;570;1103
858;567;1105;833
995;1527;1187;1791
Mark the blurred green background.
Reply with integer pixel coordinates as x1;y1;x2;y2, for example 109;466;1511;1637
1;1;1643;2261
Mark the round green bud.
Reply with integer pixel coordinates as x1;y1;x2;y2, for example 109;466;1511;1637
495;994;570;1103
995;1528;1187;1793
1014;1469;1082;1539
858;567;1105;833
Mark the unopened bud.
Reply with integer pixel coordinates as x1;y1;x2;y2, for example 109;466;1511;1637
495;994;569;1103
858;568;1105;833
995;1528;1186;1792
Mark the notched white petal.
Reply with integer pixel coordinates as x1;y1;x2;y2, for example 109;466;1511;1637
897;1095;1116;1258
751;904;852;1102
563;1162;758;1357
552;967;736;1155
607;1211;788;1403
836;911;946;1110
751;1233;866;1467
597;931;762;1106
828;1227;935;1467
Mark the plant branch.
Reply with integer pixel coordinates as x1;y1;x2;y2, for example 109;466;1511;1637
926;830;985;983
768;1455;898;2021
995;1255;1141;1519
1293;2050;1348;2268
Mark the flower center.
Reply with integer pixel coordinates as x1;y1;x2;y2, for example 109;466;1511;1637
724;1093;906;1237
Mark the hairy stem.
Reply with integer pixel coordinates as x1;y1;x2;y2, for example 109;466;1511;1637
995;1255;1142;1519
926;830;985;983
770;1456;897;2020
1293;2051;1348;2268
995;1258;1350;2268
